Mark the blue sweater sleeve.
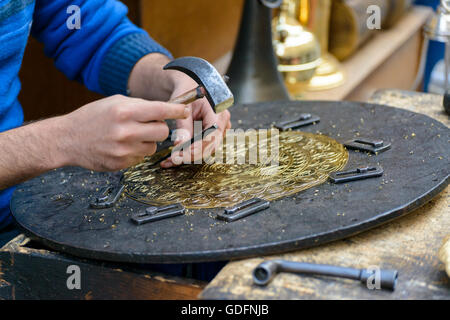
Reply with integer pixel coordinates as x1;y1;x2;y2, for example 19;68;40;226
31;0;173;95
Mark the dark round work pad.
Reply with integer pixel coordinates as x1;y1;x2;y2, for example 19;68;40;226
11;101;450;263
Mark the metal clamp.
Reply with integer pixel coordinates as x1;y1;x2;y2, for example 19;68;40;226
216;198;270;222
131;204;186;225
329;166;384;183
344;138;391;154
90;185;125;209
274;113;320;131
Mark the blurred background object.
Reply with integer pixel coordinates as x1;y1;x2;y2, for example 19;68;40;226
384;0;414;28
19;0;245;121
18;0;436;120
296;0;346;91
328;1;415;61
272;0;428;99
423;0;450;95
328;0;390;61
415;0;447;93
439;235;450;278
226;0;290;105
445;89;450;114
272;0;322;97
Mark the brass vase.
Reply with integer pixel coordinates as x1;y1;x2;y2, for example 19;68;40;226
297;0;345;91
272;0;322;96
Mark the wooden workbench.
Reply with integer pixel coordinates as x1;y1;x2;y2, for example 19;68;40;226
1;91;447;300
0;233;207;299
200;90;450;300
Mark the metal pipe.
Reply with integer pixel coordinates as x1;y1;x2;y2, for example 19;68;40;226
253;259;398;291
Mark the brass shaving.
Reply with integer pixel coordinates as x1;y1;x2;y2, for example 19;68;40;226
123;131;348;209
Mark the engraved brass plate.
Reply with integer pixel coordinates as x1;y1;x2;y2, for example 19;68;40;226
123;131;348;209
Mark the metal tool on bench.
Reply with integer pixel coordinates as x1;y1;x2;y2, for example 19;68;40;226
274;113;320;131
344;138;391;154
331;136;389;183
90;172;125;209
216;198;270;222
253;259;398;291
164;56;234;113
131;204;186;225
329;166;384;184
90;185;125;209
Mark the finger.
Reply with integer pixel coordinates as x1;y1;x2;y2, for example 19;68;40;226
198;104;230;139
174;105;194;145
129;100;190;122
135;142;157;157
202;130;223;158
183;129;222;164
161;149;184;168
226;117;232;130
160;158;174;168
215;110;231;135
161;139;199;167
198;121;227;160
117;121;170;142
197;100;219;129
136;121;170;142
200;129;223;161
161;128;222;168
119;141;157;160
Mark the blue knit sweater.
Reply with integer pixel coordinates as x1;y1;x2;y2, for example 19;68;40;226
0;0;172;229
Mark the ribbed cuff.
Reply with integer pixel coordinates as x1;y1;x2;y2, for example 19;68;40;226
98;32;173;96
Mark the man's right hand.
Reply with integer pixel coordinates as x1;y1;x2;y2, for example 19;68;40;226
0;95;188;190
60;95;189;171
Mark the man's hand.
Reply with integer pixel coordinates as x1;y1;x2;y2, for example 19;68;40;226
127;53;231;168
0;95;188;190
161;76;231;168
61;95;189;171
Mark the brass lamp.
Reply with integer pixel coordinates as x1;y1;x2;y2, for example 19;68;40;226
298;0;345;91
273;0;322;97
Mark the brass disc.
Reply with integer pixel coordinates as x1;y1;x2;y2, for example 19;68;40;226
123;131;348;209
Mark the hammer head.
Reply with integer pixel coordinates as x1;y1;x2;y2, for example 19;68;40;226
164;56;234;113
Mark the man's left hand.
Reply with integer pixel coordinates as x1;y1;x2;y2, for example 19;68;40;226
161;77;231;168
128;53;231;168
